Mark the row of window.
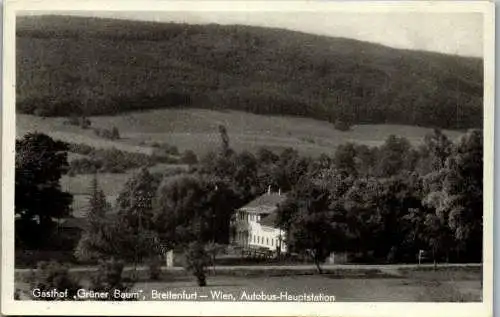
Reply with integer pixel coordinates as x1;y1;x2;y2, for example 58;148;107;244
252;235;277;247
237;232;280;247
238;212;260;222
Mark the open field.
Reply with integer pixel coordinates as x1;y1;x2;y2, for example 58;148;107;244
17;109;465;157
133;275;480;302
18;108;467;218
15;265;482;302
60;164;188;217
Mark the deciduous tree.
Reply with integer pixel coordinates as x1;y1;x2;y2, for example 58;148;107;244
15;133;73;248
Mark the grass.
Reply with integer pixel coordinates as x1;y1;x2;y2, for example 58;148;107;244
60;165;188;217
134;266;482;302
16;114;154;155
17;109;465;158
19;108;465;218
131;275;481;302
15;265;482;302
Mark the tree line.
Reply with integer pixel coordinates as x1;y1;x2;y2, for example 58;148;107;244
15;126;482;284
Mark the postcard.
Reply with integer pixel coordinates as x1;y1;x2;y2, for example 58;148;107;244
1;1;494;316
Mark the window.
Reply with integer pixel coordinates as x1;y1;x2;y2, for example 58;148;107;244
271;239;274;246
266;238;269;245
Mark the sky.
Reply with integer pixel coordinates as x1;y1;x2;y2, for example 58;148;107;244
19;10;484;58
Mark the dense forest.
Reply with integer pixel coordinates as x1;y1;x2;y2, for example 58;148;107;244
17;15;483;129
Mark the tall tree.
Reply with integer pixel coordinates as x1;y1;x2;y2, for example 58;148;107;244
417;128;453;174
153;175;211;247
74;175;128;262
15;133;73;248
116;168;162;270
443;130;483;260
116;167;160;230
421;129;482;262
284;179;346;273
218;124;231;158
272;148;310;191
333;143;358;176
87;174;108;220
375;135;412;177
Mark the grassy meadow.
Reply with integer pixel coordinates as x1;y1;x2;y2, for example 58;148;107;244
17;108;465;219
15;266;482;302
17;108;465;158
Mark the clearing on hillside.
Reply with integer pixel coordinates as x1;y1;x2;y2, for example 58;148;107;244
17;109;465;157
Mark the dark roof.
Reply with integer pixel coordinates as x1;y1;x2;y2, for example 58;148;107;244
240;193;287;210
259;212;279;228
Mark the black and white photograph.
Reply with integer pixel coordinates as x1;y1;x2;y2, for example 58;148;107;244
1;1;495;316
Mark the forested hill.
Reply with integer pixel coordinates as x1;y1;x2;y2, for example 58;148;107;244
17;15;483;129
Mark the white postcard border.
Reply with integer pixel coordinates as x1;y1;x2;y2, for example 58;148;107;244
1;1;495;316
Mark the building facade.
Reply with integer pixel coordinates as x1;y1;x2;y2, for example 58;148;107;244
232;189;288;254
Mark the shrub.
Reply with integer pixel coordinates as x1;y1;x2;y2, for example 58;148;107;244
67;144;155;174
164;145;179;156
68;143;94;155
93;128;114;140
63;116;91;129
111;126;120;140
181;150;198;165
147;257;163;281
27;261;81;301
184;242;211;287
80;117;92;129
334;119;351;131
90;258;133;301
64;115;80;126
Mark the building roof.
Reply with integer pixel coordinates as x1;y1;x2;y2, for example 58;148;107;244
259;212;280;228
240;193;287;210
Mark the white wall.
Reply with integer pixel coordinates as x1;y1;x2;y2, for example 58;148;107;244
248;220;287;253
235;210;287;253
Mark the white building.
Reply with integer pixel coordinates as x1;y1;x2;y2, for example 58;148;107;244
233;188;288;254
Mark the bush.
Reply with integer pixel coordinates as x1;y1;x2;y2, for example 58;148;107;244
90;258;134;301
93;128;114;140
63;116;91;129
334;119;352;131
184;242;211;287
111;126;120;140
93;127;120;140
64;115;80;126
181;150;198;165
147;257;163;281
27;261;81;300
164;145;179;156
68;143;94;155
80;117;92;129
67;144;156;174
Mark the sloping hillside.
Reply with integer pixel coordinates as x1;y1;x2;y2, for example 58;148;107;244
16;15;483;129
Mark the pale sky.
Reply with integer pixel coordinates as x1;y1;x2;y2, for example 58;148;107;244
19;10;484;58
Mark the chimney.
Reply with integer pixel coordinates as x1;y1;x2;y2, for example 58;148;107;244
268;185;271;195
